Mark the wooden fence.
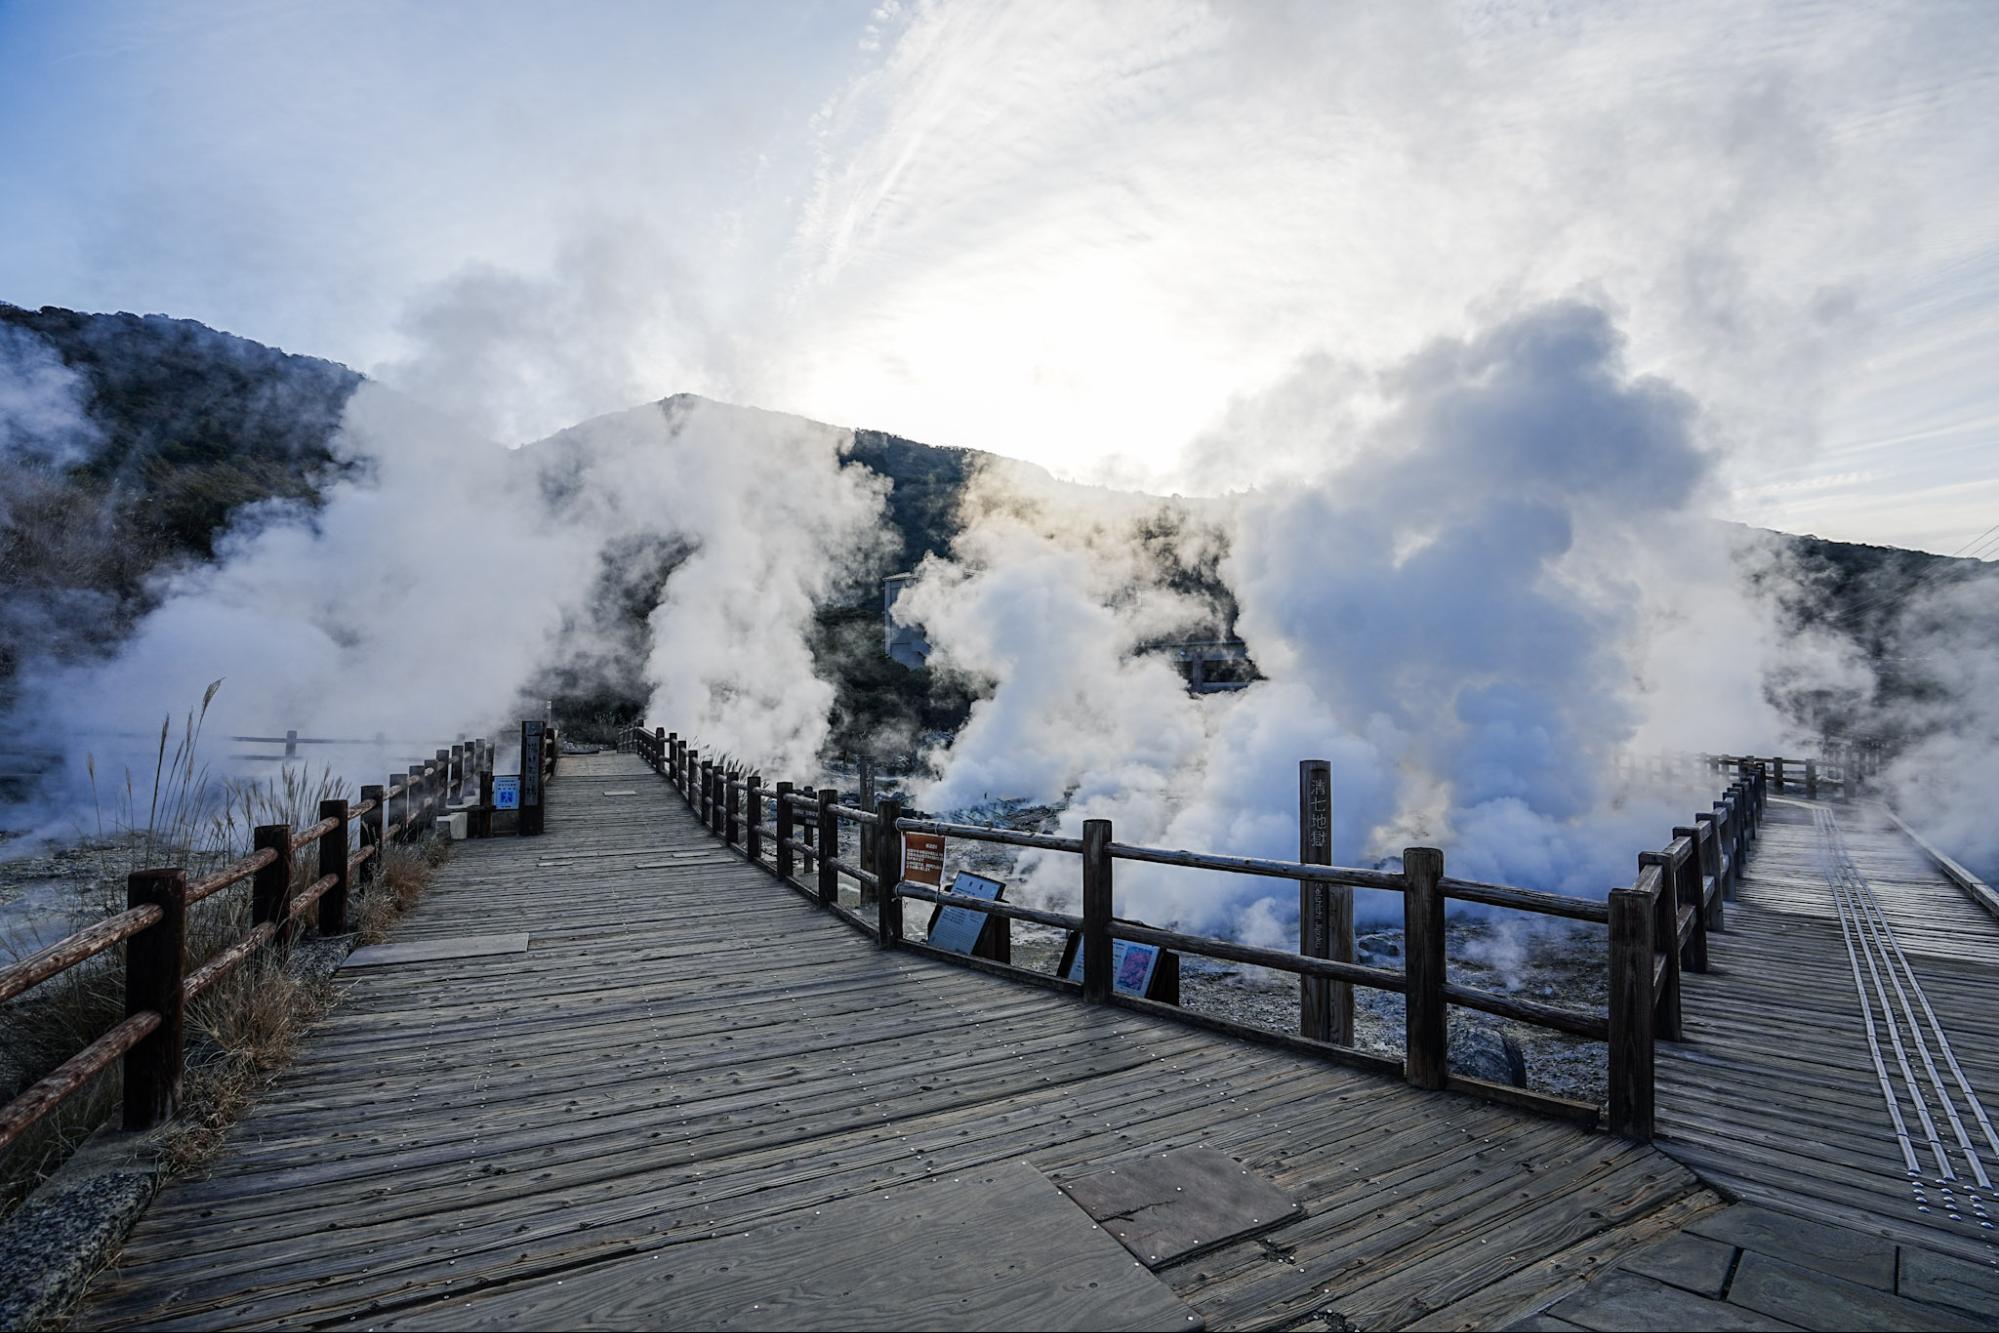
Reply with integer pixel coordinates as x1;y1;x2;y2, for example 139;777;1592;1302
1620;747;1869;802
623;726;1771;1137
0;738;496;1159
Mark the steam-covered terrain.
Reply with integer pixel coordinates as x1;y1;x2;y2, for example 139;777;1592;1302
2;299;1996;909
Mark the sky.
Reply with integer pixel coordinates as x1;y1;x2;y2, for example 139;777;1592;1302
1;0;1995;554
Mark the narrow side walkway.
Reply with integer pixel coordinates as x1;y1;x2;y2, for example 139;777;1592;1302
75;753;1713;1331
1657;798;1999;1267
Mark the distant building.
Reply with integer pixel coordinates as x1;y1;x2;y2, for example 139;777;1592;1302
1167;639;1254;693
882;573;932;668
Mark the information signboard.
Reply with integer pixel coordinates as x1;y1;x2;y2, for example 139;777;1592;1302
1065;938;1161;996
492;775;520;811
903;831;945;888
927;871;1003;955
520;720;545;809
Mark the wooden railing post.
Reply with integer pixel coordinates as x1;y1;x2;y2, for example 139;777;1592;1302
319;798;350;935
1607;884;1655;1139
436;750;451;808
1805;759;1818;801
477;770;493;838
359;785;384;887
253;823;293;956
1297;759;1351;1045
519;720;546;837
654;728;667;774
1402;847;1447;1089
1772;756;1785;792
1669;832;1709;972
388;772;406;846
122;867;188;1130
711;768;727;836
450;743;465;801
409;764;428;838
816;788;839;905
774;781;795;880
800;790;816;873
725;774;741;846
700;761;714;828
1637;851;1683;1040
876;798;904;947
1081;819;1114;1003
1695;812;1725;931
745;776;763;861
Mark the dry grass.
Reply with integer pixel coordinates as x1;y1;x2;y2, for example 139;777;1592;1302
355;839;449;945
157;962;336;1177
1;684;451;1204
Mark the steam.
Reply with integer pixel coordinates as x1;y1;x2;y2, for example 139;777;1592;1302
0;326;101;470
1875;567;1999;880
904;300;1808;934
4;363;886;834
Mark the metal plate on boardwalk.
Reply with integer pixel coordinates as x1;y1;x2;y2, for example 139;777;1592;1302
927;871;1003;955
491;775;520;810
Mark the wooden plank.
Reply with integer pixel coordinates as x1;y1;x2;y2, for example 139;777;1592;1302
342;932;532;967
73;750;1726;1333
1057;1147;1299;1268
373;1162;1203;1331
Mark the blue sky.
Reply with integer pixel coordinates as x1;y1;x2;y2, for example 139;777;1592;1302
3;0;1995;554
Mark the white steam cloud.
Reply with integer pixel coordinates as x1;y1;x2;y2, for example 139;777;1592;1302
6;357;886;832
0;326;102;470
903;300;1820;938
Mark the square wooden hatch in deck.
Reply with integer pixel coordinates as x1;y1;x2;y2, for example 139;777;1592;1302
1057;1146;1302;1269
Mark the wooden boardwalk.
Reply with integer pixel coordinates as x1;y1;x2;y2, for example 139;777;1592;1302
75;753;1719;1332
1657;797;1999;1268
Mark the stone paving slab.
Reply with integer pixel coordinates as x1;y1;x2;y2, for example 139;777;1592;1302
1620;1231;1736;1299
1727;1251;1982;1332
1901;1246;1999;1317
1686;1205;1897;1291
1546;1268;1799;1331
1537;1202;1999;1331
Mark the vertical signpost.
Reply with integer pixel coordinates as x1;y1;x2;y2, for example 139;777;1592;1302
519;719;545;837
1299;759;1352;1045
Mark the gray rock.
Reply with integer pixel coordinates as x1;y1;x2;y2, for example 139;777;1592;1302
0;1128;158;1331
1451;1025;1528;1087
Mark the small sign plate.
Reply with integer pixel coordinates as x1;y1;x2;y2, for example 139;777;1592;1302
904;831;945;887
492;775;520;810
1066;939;1162;996
927;871;1003;955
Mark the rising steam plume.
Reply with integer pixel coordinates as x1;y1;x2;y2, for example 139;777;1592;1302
900;300;1855;937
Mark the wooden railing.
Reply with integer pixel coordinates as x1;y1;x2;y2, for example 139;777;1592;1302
623;726;1771;1136
1606;760;1767;1138
0;738;495;1158
1620;748;1862;801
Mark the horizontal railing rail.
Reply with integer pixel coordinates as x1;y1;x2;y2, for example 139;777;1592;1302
622;724;1773;1135
0;735;498;1160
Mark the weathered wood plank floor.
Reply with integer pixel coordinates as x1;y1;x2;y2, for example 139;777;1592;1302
76;753;1715;1331
1657;797;1999;1270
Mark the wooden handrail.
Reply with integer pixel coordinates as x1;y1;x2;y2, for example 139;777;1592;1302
629;721;1778;1138
0;728;498;1160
